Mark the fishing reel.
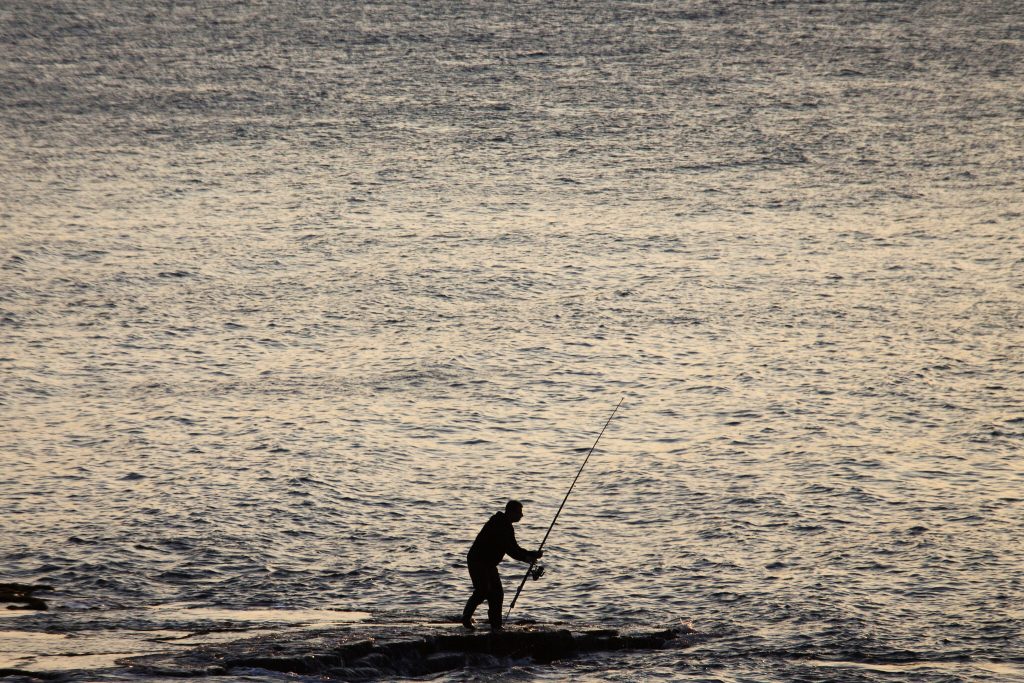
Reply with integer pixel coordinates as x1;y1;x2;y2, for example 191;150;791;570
529;564;545;581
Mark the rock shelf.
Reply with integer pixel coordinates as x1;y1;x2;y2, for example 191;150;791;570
0;584;51;611
121;621;704;679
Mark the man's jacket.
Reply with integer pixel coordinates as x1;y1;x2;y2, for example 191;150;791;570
467;511;533;566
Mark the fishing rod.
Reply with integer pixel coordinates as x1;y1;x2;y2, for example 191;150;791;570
506;397;624;620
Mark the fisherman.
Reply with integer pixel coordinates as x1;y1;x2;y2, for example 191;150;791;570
462;500;542;631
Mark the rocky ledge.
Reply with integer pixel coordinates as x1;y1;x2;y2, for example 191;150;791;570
0;584;51;611
121;621;704;680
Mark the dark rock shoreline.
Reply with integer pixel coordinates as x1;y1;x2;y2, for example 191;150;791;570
0;584;51;611
121;622;705;680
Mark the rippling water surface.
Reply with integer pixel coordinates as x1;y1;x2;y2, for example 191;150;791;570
2;1;1023;680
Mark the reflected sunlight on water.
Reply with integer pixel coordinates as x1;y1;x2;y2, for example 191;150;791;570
1;0;1022;680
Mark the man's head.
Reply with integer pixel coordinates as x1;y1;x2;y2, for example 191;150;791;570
505;499;524;523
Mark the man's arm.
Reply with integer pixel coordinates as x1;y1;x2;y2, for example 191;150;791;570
504;521;542;563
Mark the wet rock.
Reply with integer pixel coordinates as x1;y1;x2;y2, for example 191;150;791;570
422;652;465;674
0;583;52;611
0;668;62;680
120;621;706;680
432;629;577;663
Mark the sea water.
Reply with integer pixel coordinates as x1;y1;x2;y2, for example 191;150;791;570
1;0;1022;680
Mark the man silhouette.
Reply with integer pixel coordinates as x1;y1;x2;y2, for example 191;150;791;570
462;500;542;631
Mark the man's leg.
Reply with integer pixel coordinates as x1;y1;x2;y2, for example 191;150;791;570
463;562;488;628
485;566;504;630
